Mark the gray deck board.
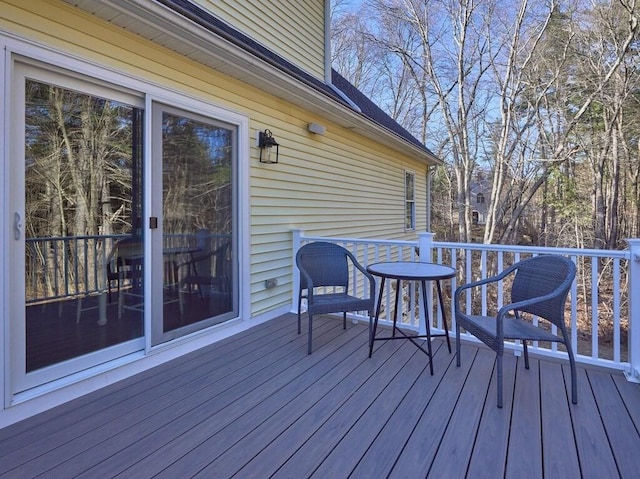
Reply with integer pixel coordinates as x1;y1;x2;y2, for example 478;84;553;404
348;341;452;478
1;313;639;479
568;366;619;479
427;347;495;478
506;358;543;478
149;322;369;478
466;353;515;478
387;344;477;478
540;360;581;477
226;335;407;479
588;368;640;478
271;336;421;478
310;343;437;478
5;319;339;477
196;328;375;478
70;320;345;478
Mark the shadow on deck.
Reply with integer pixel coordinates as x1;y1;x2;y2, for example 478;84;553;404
1;313;640;478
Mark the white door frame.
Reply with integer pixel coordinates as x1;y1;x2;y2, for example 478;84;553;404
1;37;250;406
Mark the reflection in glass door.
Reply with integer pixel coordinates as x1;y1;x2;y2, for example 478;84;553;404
152;104;237;345
14;64;145;392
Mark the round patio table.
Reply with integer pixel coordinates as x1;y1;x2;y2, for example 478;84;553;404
367;261;455;375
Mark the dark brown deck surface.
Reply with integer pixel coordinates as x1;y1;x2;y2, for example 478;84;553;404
1;313;639;478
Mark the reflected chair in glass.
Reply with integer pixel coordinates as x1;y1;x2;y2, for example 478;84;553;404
106;238;144;320
175;241;231;316
107;254;142;304
296;241;375;355
75;238;141;324
454;255;577;408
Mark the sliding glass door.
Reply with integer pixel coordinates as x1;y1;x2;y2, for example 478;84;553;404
150;103;238;345
10;61;145;393
8;59;239;394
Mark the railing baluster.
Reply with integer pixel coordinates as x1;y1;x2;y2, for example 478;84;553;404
497;251;504;309
614;258;621;363
480;250;487;316
592;257;599;359
465;249;472;315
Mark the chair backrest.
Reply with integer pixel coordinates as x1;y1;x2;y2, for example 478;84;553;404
510;255;576;327
192;241;231;277
296;242;351;290
107;237;143;279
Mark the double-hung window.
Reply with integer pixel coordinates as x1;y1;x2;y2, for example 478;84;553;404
405;170;416;231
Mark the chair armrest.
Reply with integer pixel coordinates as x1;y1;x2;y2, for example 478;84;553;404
298;267;315;300
345;252;376;299
454;262;518;306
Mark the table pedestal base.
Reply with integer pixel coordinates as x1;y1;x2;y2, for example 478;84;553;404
369;277;451;375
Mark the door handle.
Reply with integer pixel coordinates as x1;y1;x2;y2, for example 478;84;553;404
14;212;23;240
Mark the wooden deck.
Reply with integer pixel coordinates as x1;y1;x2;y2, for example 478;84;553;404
1;313;640;478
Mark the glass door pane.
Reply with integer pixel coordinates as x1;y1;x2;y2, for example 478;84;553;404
17;70;145;390
152;104;237;345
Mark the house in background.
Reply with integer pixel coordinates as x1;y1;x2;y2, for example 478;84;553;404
0;0;439;427
470;172;491;226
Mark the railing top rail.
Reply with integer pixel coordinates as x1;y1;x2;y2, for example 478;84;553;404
25;233;130;242
433;241;631;259
299;234;631;260
300;235;416;248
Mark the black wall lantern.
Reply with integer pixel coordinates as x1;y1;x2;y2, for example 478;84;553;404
259;129;279;164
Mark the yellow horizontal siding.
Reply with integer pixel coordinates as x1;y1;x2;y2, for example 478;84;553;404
195;0;326;80
2;0;428;318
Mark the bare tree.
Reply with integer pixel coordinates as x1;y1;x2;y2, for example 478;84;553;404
332;0;640;248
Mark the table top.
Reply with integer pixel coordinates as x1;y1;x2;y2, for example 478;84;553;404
367;261;456;281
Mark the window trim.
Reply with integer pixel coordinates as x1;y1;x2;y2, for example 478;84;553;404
404;169;416;231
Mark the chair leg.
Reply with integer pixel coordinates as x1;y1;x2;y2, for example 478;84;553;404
370;279;385;358
563;332;578;404
297;291;302;334
178;283;185;317
343;312;347;330
456;323;461;367
497;353;503;408
118;289;124;319
76;297;83;324
307;313;313;355
569;347;578;404
523;341;530;369
436;281;452;353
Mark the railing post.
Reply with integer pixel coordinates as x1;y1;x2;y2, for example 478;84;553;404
291;229;302;313
625;238;640;383
418;232;435;261
417;232;435;336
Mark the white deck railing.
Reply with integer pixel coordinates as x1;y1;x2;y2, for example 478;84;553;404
293;230;640;382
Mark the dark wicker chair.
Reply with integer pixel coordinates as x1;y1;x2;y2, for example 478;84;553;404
454;255;577;408
296;242;375;354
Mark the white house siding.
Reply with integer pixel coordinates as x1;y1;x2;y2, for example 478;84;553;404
194;0;326;81
250;113;429;315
